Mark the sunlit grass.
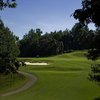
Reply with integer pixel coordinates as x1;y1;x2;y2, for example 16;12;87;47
0;50;100;100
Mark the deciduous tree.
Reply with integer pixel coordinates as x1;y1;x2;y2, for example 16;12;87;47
73;0;100;83
0;0;17;10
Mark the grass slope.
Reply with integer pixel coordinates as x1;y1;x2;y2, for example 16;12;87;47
0;73;28;94
0;51;100;100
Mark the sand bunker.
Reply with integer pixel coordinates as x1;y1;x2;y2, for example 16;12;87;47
25;62;48;65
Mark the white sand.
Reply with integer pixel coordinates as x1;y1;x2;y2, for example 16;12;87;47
25;62;48;65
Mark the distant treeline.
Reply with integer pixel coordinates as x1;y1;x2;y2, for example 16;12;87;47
0;19;99;73
18;23;96;57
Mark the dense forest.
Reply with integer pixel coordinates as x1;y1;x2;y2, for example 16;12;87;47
18;23;96;57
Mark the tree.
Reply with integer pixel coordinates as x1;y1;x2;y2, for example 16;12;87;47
73;0;100;27
62;29;73;52
0;19;20;73
0;0;18;74
0;0;17;10
73;0;100;83
19;29;64;57
71;23;90;50
19;29;41;57
39;34;63;56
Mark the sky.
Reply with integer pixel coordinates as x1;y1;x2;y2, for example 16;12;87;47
0;0;95;39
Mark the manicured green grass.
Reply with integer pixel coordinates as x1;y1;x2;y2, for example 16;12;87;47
0;51;100;100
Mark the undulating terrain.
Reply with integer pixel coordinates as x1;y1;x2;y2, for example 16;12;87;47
0;51;100;100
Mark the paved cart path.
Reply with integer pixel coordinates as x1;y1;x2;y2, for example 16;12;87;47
0;71;37;97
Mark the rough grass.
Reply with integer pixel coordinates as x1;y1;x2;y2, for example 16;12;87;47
0;50;100;100
0;73;28;94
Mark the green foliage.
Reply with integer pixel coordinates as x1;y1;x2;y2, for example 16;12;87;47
73;0;100;59
19;26;93;57
19;29;64;57
73;0;100;27
0;19;20;73
73;0;100;84
70;23;90;50
89;64;100;84
0;0;17;10
87;49;100;60
19;29;42;57
82;18;100;85
73;0;100;60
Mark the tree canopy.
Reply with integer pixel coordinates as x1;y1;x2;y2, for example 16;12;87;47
18;26;93;57
0;0;17;10
73;0;100;60
73;0;100;83
73;0;100;27
0;19;20;73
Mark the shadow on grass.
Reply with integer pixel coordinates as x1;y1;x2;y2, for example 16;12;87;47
93;97;100;100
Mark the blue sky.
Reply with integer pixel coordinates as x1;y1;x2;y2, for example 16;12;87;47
0;0;95;39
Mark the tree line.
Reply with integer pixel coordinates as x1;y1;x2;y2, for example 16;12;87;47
18;23;96;57
0;0;100;85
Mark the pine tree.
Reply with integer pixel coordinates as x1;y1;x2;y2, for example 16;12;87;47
0;19;19;73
